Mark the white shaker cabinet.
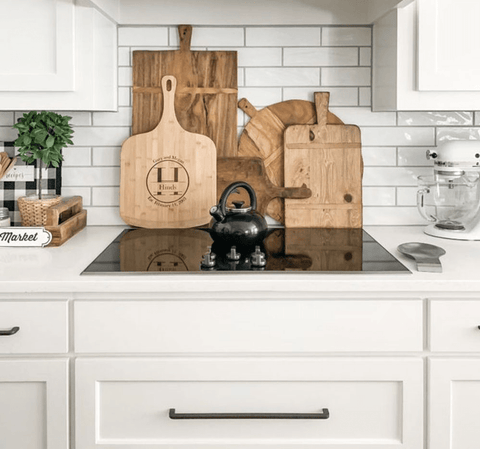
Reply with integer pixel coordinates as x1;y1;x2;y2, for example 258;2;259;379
429;359;480;449
373;0;480;110
0;0;117;111
0;359;69;449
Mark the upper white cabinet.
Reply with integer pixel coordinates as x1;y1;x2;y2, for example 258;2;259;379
373;0;480;110
0;0;117;111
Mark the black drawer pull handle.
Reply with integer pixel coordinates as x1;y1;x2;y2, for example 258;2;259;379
169;408;329;420
0;326;20;336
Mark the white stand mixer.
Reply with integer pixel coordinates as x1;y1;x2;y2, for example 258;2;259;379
417;141;480;240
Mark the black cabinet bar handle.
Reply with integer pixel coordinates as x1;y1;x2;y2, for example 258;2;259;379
0;326;20;336
169;408;329;420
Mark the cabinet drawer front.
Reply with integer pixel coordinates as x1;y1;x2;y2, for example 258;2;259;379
0;302;68;354
75;300;422;353
430;300;480;352
76;358;423;449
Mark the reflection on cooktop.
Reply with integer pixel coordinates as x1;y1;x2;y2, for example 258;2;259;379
82;228;410;274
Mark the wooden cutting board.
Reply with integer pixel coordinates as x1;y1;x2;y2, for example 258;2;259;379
120;76;217;229
217;157;311;217
132;25;238;157
238;98;343;222
284;92;363;228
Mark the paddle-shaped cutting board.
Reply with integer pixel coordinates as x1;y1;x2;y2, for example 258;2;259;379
238;98;343;223
284;92;363;228
132;25;238;157
120;76;217;229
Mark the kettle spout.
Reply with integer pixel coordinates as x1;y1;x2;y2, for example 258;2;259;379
210;205;224;222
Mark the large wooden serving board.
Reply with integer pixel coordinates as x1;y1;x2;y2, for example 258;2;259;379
120;76;217;229
217;157;311;217
132;25;238;157
284;93;363;228
238;98;343;222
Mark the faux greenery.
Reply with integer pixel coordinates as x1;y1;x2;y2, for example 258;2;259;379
13;111;74;199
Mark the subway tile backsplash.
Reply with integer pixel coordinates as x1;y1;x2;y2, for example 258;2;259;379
2;25;480;226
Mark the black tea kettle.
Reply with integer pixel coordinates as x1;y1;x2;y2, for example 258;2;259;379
209;182;268;248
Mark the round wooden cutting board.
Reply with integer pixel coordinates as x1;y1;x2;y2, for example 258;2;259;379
238;98;343;223
120;76;217;229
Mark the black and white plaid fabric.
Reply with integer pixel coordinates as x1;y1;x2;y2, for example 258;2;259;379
0;142;62;226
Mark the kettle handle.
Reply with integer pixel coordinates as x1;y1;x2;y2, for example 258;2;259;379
219;182;257;217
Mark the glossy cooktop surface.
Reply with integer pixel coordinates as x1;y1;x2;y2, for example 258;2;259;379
81;228;410;274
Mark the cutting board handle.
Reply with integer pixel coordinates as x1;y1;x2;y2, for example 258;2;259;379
178;25;192;52
314;92;330;128
238;98;258;119
159;76;178;127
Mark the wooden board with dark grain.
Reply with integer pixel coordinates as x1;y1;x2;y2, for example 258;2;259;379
238;98;343;222
132;25;238;157
217;157;311;219
284;92;363;228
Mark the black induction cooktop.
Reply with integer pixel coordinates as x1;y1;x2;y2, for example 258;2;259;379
81;228;410;274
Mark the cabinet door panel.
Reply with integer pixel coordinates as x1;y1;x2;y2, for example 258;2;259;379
0;0;75;91
76;358;423;449
0;359;68;449
429;358;480;449
418;0;480;91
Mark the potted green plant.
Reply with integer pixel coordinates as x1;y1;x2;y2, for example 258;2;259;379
13;111;74;226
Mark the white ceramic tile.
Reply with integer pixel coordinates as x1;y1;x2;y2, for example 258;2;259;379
92;187;120;206
398;147;432;166
169;27;244;47
283;87;358;106
238;111;246;127
359;47;371;66
246;68;319;86
238;68;245;87
62;147;91;167
92;147;121;167
361;147;397;166
398;111;473;126
62;167;120;187
0;127;18;142
237;88;282;107
118;67;133;87
246;27;320;47
330;107;396;126
130;46;172;52
61;187;91;206
84;207;125;225
118;47;131;66
359;87;371;106
437;127;480;142
322;27;371;46
363;167;432;186
363;187;396;206
475;112;480;126
73;127;131;147
0;112;14;126
284;47;358;67
118;87;131;106
211;47;282;67
363;207;425;225
93;107;132;127
362;127;435;146
397;187;419;206
118;26;168;46
322;67;370;86
14;111;91;127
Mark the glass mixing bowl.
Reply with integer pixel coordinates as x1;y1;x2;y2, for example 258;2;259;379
417;174;480;230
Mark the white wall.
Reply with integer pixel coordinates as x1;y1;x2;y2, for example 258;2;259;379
1;24;479;226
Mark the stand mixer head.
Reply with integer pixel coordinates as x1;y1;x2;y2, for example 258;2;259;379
417;141;480;240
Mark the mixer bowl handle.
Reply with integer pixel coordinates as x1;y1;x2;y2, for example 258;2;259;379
417;188;436;222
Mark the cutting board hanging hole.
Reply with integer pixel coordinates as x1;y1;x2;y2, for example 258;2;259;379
309;130;316;142
166;79;172;91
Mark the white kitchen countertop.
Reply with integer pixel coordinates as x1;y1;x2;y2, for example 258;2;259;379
1;225;479;296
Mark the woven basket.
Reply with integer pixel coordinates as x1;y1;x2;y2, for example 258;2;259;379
18;195;62;227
